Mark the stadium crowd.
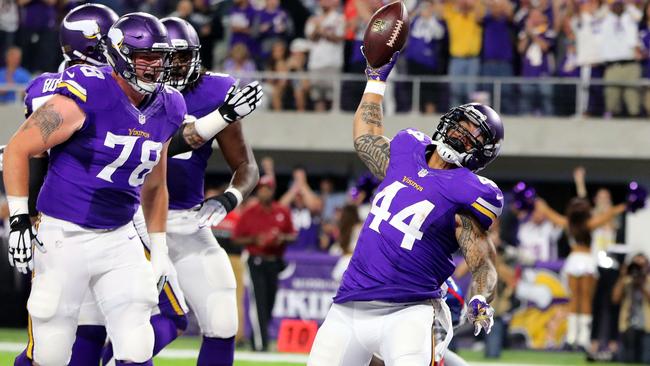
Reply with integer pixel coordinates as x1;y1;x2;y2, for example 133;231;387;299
1;0;650;116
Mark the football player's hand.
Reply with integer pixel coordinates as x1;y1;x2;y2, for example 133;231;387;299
197;190;239;227
218;81;264;123
197;198;228;228
467;295;495;336
362;47;399;82
149;235;170;293
8;214;45;274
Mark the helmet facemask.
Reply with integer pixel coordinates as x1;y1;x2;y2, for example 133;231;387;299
432;105;501;172
168;43;201;91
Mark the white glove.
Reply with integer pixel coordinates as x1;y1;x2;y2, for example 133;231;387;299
218;81;264;122
197;199;228;228
196;189;240;228
149;233;170;293
8;213;45;274
467;295;495;336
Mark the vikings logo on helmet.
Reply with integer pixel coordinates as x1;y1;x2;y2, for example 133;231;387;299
60;4;118;66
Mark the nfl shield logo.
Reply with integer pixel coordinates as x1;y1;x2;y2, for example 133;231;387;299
418;168;428;178
138;114;146;125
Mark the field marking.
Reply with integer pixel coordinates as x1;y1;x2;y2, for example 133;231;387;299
0;341;560;366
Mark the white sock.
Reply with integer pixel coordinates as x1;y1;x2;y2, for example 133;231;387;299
578;314;593;348
566;313;578;345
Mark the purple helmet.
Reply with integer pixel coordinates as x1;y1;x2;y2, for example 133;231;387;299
432;103;504;172
104;12;173;94
60;4;118;66
160;17;201;90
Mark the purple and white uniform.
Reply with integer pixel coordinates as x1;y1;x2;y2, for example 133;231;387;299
335;128;502;304
167;72;236;210
36;64;185;228
309;128;503;366
24;72;62;117
27;63;186;364
164;72;241;339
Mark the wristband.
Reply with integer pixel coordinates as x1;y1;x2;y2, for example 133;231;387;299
7;196;28;216
225;187;243;207
193;110;230;140
364;81;386;96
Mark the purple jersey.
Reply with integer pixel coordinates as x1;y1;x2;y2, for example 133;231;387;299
24;72;62;117
334;128;503;304
37;65;186;229
167;72;236;210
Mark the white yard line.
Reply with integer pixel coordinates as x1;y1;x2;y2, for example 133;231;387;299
0;341;571;365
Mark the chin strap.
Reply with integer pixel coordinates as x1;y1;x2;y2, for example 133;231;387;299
431;140;464;168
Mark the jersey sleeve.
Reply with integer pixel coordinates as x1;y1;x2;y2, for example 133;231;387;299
463;175;504;231
24;73;60;118
389;128;433;163
54;65;111;113
196;73;237;115
163;86;188;132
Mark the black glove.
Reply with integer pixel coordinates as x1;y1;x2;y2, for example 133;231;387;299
8;214;45;274
218;81;264;123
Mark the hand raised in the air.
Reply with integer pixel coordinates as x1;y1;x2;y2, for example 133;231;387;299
467;295;495;336
362;47;399;83
218;80;264;123
8;214;45;274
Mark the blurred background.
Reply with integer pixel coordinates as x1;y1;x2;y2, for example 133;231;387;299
1;0;650;365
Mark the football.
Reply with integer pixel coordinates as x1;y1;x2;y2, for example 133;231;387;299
362;1;409;68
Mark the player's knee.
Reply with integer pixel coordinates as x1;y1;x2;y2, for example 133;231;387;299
32;329;75;366
112;314;154;362
27;271;64;321
204;290;238;337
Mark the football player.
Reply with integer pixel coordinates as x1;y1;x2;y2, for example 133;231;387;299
102;17;262;366
308;50;504;366
5;13;183;366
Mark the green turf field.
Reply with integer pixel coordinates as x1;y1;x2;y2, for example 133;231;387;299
0;328;642;365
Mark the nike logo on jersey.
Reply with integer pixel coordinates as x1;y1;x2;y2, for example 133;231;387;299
66;71;75;78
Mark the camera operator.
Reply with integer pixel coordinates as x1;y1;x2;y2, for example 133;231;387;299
612;253;650;363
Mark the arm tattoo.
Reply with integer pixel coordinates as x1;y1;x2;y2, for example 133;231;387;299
21;103;63;144
359;102;382;127
456;214;497;302
182;123;206;149
353;134;390;179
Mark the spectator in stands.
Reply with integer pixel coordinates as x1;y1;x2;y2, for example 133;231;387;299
258;0;293;60
168;0;218;69
330;204;362;281
124;0;165;17
229;0;259;58
319;177;346;224
233;175;296;352
600;0;642;118
0;0;18;67
639;1;650;115
481;0;516;114
442;0;484;107
206;185;247;346
574;0;607;116
405;0;447;114
516;202;562;265
266;40;290;111
223;42;257;87
341;0;382;111
16;0;58;73
280;168;324;252
517;8;555;115
305;0;345;111
0;46;30;104
612;253;650;364
287;38;311;111
554;16;580;116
